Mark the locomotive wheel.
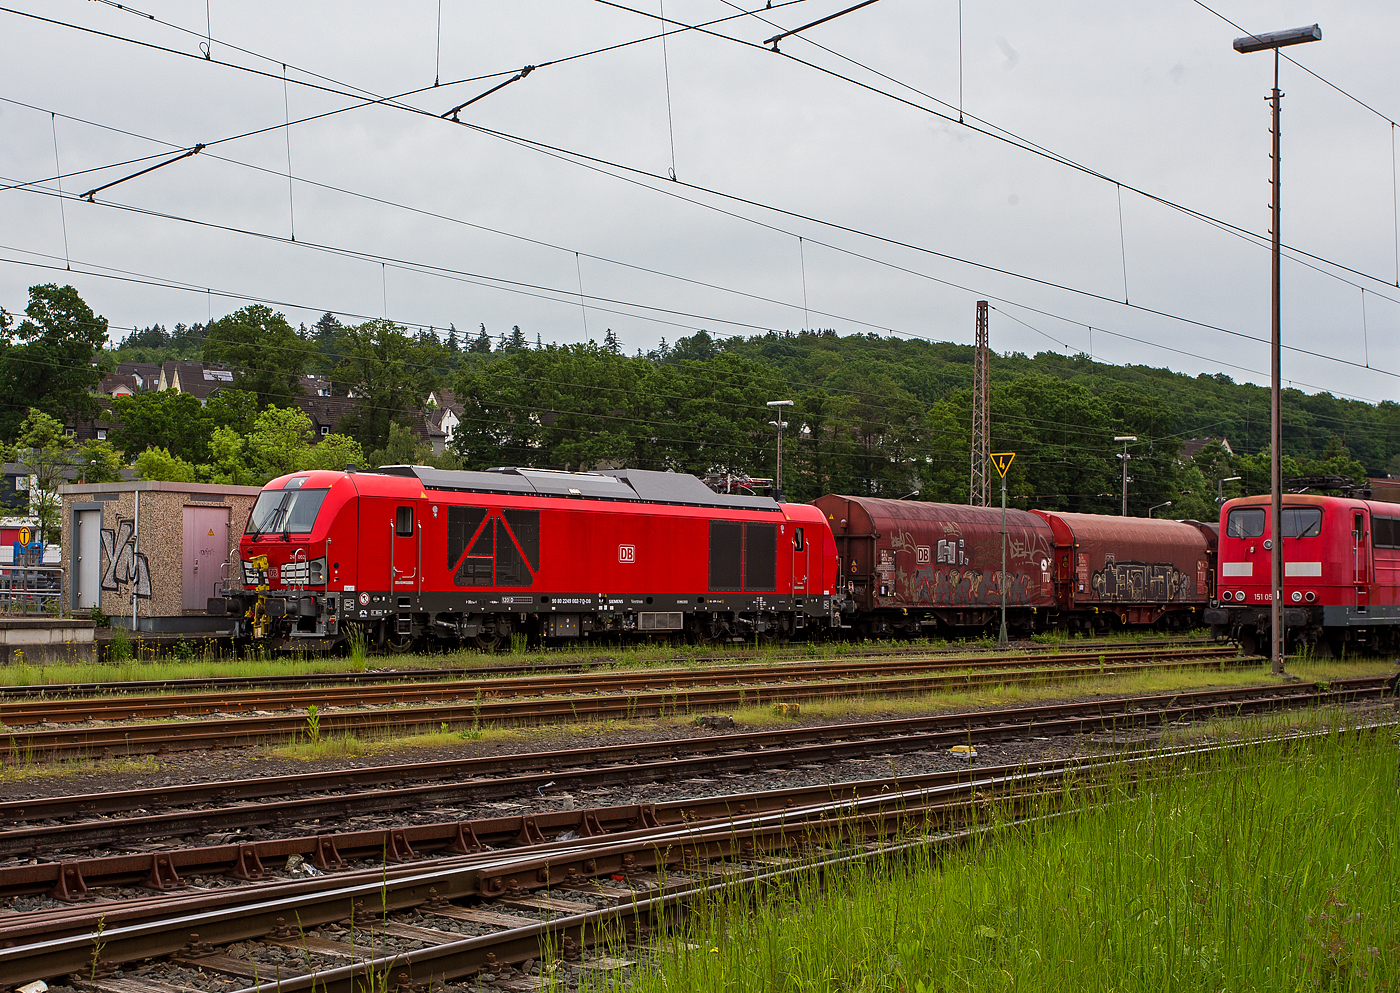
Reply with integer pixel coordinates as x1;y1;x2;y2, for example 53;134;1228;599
474;632;503;652
386;635;415;654
1239;631;1260;657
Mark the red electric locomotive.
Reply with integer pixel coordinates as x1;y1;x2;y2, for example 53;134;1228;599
211;465;839;649
1206;493;1400;656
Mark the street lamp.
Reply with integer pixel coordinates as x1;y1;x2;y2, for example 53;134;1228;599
765;400;793;500
1114;436;1137;516
1234;22;1320;675
1149;501;1173;518
1217;476;1242;505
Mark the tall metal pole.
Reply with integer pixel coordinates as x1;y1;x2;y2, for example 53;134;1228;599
999;472;1008;647
1121;442;1129;516
1269;49;1285;674
970;302;990;507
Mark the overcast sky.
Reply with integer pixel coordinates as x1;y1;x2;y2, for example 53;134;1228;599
3;1;1398;405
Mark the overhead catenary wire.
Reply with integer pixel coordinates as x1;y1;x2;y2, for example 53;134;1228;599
12;174;1398;387
16;0;1400;307
13;5;1400;406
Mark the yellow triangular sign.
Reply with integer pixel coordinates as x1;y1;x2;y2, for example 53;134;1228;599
990;452;1016;478
208;528;215;536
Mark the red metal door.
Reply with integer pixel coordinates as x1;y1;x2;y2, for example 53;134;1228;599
791;526;809;594
391;505;419;590
1353;510;1371;609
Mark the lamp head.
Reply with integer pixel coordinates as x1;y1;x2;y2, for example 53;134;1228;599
1234;24;1321;54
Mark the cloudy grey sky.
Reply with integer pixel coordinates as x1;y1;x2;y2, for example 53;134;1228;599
2;1;1398;404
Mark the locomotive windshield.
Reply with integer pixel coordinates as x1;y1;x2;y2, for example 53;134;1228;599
1225;507;1265;538
1280;507;1322;538
245;488;329;536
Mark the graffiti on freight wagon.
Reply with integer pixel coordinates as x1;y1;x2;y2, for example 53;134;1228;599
1090;560;1192;603
101;517;151;598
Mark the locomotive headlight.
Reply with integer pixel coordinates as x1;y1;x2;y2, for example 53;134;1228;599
1291;590;1302;602
1304;591;1316;602
1235;591;1245;601
1220;590;1233;601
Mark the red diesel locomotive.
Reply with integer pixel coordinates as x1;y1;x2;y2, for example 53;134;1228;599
211;465;839;649
1206;493;1400;656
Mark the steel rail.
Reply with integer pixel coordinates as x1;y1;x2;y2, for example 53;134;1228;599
0;645;1236;725
0;658;1248;756
0;676;1387;860
3;725;1374;987
0;636;1213;700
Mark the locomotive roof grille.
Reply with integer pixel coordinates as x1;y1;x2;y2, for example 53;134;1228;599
373;465;781;511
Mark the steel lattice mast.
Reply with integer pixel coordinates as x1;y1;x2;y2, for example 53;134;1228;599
970;300;990;507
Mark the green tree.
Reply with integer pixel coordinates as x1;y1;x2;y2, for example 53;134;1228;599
0;285;108;441
245;406;315;482
300;432;365;472
109;390;211;462
331;320;423;453
136;446;198;483
202;305;310;408
7;409;70;543
74;439;124;485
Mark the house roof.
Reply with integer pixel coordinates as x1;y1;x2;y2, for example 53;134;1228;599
160;360;235;400
294;395;359;434
116;362;161;390
1179;437;1233;460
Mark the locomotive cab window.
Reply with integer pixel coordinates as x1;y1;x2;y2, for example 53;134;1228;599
1280;507;1321;538
1225;507;1265;539
396;506;414;537
1373;516;1399;549
793;528;805;551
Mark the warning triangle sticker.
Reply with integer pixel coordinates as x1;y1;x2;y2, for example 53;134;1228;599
990;452;1016;478
207;528;215;536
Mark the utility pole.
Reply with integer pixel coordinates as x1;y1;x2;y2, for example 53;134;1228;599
765;399;793;501
970;301;990;507
1115;436;1136;516
991;452;1015;647
1234;23;1321;675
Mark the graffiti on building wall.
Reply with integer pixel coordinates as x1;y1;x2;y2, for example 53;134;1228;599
1090;561;1192;603
101;517;151;598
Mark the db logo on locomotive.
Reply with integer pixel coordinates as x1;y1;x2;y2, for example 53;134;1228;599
618;544;636;563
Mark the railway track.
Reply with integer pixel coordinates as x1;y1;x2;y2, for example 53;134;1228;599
0;636;1213;699
0;725;1372;991
0;675;1386;863
0;648;1244;756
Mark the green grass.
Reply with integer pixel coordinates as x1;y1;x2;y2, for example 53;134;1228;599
583;720;1400;992
718;657;1398;726
0;753;161;783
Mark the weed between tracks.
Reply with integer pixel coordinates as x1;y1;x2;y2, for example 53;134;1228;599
721;658;1398;726
259;718;660;762
576;721;1399;993
0;752;159;783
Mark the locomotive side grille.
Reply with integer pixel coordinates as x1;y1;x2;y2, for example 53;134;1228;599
638;611;684;631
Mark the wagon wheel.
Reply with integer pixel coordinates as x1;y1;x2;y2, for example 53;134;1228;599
386;634;416;654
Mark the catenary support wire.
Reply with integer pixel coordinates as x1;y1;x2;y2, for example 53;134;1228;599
50;115;70;270
798;236;810;331
283;64;296;242
659;0;678;180
1117;183;1129;304
576;252;590;337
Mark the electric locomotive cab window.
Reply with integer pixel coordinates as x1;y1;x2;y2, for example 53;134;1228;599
1280;507;1322;538
793;528;805;551
396;506;414;537
1225;507;1265;539
1373;516;1399;549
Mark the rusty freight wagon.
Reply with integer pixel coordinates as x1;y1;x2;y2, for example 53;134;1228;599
1030;511;1214;631
812;495;1057;638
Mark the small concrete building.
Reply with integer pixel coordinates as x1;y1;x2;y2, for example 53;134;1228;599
59;480;263;631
